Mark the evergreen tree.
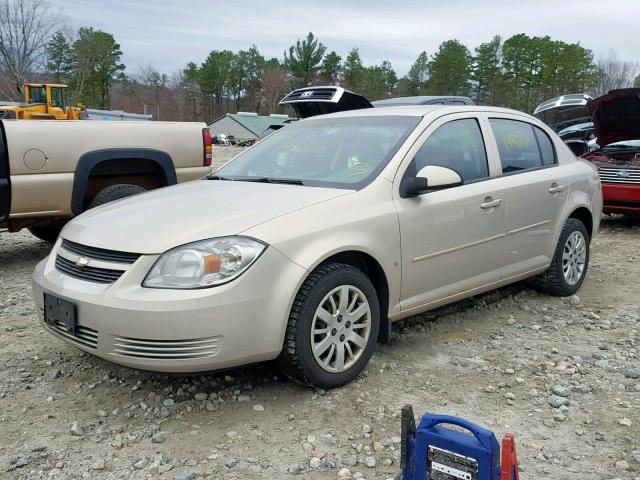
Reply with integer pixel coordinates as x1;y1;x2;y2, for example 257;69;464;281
406;51;429;95
472;35;503;105
283;32;326;87
426;40;471;96
320;51;342;84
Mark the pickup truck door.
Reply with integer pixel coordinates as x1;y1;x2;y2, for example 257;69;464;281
0;122;9;221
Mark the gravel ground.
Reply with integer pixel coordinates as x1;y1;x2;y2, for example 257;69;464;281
1;210;639;480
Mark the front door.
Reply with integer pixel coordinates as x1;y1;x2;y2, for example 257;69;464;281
394;114;507;312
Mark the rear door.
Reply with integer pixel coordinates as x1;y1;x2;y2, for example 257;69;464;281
483;114;570;277
0;121;9;221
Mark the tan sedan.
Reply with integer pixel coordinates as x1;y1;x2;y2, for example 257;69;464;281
32;106;602;388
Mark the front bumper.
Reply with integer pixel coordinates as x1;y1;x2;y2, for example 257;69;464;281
32;239;306;373
602;183;640;213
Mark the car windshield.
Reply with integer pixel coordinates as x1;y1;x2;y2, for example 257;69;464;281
212;115;420;189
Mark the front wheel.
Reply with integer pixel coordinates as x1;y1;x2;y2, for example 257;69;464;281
536;218;590;296
278;262;380;388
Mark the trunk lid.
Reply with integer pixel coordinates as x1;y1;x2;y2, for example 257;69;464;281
533;93;593;136
280;86;373;119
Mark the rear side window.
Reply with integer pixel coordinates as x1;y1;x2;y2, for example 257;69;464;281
533;126;556;166
490;118;555;173
413;118;488;182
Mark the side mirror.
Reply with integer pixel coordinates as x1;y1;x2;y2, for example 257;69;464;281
400;165;463;198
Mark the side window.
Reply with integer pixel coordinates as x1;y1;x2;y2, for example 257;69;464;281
533;126;556;166
51;88;65;109
489;118;545;173
413;118;489;182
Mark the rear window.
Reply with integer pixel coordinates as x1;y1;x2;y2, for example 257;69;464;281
489;118;556;173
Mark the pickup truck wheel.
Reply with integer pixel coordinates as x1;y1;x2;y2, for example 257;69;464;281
88;184;146;209
28;225;63;243
536;218;589;296
278;262;380;389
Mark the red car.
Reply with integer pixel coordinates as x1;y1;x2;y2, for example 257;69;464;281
534;89;640;215
583;89;640;214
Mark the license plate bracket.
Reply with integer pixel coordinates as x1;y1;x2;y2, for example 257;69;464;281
44;293;77;335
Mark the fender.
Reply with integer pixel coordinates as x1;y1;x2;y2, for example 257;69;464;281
71;148;177;215
551;190;595;255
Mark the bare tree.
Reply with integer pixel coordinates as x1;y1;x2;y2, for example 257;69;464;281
259;67;288;114
137;65;168;119
0;0;61;98
593;49;639;96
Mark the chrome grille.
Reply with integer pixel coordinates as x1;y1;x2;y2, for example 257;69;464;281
111;336;222;360
61;239;141;264
55;255;124;284
599;167;640;185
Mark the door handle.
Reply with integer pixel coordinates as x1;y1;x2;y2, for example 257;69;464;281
480;198;502;210
548;183;566;194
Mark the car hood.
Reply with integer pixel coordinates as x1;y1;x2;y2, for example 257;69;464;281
588;88;640;147
61;180;351;254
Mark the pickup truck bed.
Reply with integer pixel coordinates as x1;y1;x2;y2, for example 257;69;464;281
0;119;211;239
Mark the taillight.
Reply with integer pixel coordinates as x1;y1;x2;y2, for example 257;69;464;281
202;128;212;167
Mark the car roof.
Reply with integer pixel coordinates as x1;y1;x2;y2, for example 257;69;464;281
372;96;474;106
303;105;536;120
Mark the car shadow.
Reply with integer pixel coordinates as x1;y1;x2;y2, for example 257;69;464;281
600;213;640;231
0;232;53;269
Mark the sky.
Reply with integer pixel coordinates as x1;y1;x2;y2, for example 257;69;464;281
48;0;640;76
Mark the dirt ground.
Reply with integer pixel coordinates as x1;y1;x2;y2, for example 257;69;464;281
1;208;639;480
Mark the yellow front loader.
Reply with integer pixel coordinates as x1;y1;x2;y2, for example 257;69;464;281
0;83;84;120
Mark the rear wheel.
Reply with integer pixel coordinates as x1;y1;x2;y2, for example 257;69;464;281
28;225;63;243
88;184;146;209
536;218;589;296
278;262;380;388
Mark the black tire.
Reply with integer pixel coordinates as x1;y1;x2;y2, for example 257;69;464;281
278;262;380;388
536;218;590;296
28;225;63;243
88;184;146;209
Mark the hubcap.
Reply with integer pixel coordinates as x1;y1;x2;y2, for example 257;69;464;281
562;231;586;285
311;285;371;373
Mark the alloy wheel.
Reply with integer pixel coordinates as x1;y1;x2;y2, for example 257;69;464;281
562;231;586;285
311;285;372;373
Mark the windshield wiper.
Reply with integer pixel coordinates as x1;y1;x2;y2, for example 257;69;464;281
237;177;305;185
207;175;304;185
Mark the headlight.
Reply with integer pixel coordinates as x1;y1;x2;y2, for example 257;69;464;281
143;237;266;289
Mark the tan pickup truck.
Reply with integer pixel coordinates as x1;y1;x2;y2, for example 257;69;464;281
0;119;212;241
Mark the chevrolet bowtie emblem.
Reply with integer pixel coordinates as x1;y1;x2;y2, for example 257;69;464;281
75;257;90;268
